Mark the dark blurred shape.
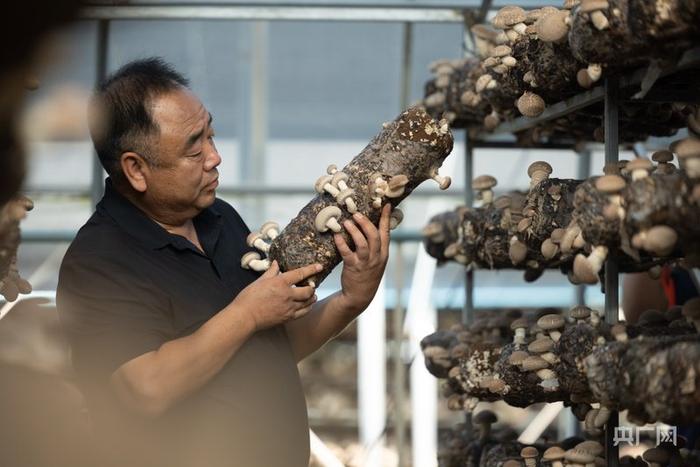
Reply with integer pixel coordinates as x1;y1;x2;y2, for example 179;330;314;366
0;0;84;205
0;298;93;467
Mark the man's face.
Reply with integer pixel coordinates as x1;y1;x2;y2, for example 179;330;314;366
144;88;221;220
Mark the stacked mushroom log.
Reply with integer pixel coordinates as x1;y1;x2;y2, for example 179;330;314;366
422;161;582;282
420;3;699;143
423;57;490;130
437;407;607;467
422;303;700;427
0;196;33;302
439;408;700;467
241;107;453;286
568;0;700;70
424;148;700;285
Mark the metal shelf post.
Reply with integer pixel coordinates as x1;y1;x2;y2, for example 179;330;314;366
603;77;620;467
91;20;110;208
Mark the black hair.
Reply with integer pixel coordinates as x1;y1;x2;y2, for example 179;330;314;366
89;57;189;184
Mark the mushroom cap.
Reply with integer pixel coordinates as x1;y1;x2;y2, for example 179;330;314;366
336;188;355;203
260;221;279;234
543;446;566;460
314;205;343;232
645;225;678;256
528;337;554;353
538;313;565;330
509;240;528;265
331;171;349;185
494;195;512;210
326;164;338;174
682;297;700;319
522;355;549;371
627;157;653;172
315;174;334;193
541;238;559;260
565;447;595;463
643;447;670;463
502;460;521;467
246;231;264;246
517;217;531;233
595;174;626;193
577;68;594;88
527;160;553;177
517;92;546;118
510;317;529;330
508;350;529;365
520;446;539;458
651;150;674;163
491;44;513;57
535;10;569;43
671;137;700;159
580;0;609;13
576;440;604;456
241;251;262;267
474;409;498;424
492;6;526;29
550;228;565;243
570;305;592;319
473;174;497;190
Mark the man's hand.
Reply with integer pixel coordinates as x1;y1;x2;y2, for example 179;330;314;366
334;204;391;313
234;261;321;332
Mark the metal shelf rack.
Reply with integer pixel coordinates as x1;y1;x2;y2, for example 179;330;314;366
462;43;700;467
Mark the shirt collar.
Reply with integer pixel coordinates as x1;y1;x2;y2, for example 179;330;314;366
97;178;223;252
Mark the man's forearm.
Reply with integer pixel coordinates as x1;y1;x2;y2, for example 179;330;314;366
111;302;256;416
285;291;364;362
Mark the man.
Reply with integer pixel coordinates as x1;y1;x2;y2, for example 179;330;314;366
57;57;390;467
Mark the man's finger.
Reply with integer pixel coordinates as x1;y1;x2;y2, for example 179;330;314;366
334;233;356;263
344;219;369;259
352;212;380;254
379;204;391;257
281;263;322;286
261;260;279;278
291;285;316;301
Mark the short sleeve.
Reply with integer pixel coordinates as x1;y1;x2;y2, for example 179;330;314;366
57;252;175;379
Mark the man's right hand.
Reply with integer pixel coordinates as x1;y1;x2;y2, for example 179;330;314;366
234;261;321;332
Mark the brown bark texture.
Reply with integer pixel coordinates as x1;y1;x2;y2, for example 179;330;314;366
420;2;700;143
267;107;454;286
421;306;700;426
424;161;700;284
0;196;33;301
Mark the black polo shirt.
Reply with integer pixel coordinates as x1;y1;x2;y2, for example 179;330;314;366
57;180;309;467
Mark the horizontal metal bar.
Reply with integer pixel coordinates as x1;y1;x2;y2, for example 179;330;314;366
22;229;425;243
492;86;605;134
474;139;577;150
24;185;469;198
81;4;465;22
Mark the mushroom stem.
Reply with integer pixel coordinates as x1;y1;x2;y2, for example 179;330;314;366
324;218;342;233
251;237;270;253
430;170;451;190
590;10;609;30
241;252;271;272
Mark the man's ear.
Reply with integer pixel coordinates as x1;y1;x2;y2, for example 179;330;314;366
120;152;150;193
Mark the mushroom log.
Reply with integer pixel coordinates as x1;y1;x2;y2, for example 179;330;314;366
266;106;454;286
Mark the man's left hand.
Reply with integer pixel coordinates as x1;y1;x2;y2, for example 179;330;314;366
333;204;391;314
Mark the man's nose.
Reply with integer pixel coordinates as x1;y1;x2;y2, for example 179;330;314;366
205;143;222;170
